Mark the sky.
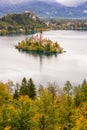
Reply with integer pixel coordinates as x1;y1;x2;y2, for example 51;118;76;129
56;0;87;6
0;0;87;7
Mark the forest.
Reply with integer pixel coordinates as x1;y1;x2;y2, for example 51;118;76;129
47;19;87;31
0;12;87;36
0;12;47;35
0;78;87;130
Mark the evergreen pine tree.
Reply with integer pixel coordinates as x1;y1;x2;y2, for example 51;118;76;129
19;77;36;99
20;77;27;96
27;78;36;99
13;89;19;99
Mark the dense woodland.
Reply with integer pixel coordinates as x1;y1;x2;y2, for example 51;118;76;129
0;12;47;35
46;19;87;31
0;78;87;130
0;12;87;36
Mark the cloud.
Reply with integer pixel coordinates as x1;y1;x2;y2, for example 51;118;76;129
56;0;87;7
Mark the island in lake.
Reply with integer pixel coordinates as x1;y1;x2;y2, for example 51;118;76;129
16;31;63;54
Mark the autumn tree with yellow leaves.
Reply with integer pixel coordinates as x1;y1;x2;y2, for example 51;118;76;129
0;79;87;130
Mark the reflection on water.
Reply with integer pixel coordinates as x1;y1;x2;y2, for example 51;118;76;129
18;50;58;71
0;30;87;86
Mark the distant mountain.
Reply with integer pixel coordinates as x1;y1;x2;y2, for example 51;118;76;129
0;1;87;19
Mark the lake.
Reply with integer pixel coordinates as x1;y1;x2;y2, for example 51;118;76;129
0;30;87;86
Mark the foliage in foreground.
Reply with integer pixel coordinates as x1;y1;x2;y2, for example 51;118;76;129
0;78;87;130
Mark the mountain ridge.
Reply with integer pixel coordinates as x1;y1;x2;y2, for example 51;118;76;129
0;1;87;19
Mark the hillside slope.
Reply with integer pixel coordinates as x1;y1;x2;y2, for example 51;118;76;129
0;12;47;35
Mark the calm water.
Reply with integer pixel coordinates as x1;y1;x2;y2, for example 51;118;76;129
0;30;87;86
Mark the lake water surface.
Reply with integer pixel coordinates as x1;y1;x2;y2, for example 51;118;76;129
0;30;87;86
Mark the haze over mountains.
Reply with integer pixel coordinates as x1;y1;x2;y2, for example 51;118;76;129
0;0;87;19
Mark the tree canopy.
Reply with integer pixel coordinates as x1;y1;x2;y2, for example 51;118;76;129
0;12;47;35
0;79;87;129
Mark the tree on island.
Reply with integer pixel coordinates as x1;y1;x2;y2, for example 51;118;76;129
16;34;63;54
